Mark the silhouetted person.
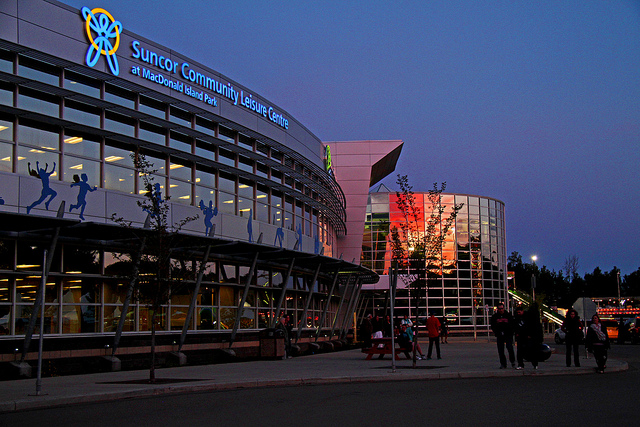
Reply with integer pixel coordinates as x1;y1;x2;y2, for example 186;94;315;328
27;161;57;214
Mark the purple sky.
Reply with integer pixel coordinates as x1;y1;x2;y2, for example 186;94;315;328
63;1;640;276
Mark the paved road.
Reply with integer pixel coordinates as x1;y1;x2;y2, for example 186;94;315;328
0;340;636;426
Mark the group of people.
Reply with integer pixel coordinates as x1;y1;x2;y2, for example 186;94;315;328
490;303;543;370
491;303;611;373
562;309;611;373
361;312;449;360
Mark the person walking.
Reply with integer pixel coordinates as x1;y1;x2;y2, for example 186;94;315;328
426;311;441;360
440;317;449;344
586;314;610;373
513;306;526;369
561;309;583;367
491;302;516;369
523;303;543;370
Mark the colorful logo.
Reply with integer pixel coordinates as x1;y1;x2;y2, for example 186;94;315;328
81;7;123;76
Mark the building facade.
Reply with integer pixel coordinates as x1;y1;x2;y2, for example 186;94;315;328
360;189;508;331
0;1;388;363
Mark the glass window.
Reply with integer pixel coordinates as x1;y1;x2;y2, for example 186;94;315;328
104;112;135;137
238;155;253;173
104;163;134;193
0;82;12;106
218;125;235;143
195;139;214;159
169;106;191;127
18;57;58;85
218;148;235;167
0;141;12;173
238;197;252;217
256;142;269;157
18;91;59;117
195;167;215;188
104;83;135;109
169;159;191;181
139;95;165;119
238;133;253;150
219;191;235;214
0;118;12;142
195;116;216;136
17;145;58;178
218;172;235;193
238;178;253;198
169;178;191;203
64;101;100;127
0;50;11;73
257;162;269;179
64;70;101;98
63;155;100;185
63;133;100;159
103;144;132;166
195;185;215;207
139;123;165;145
169;131;192;153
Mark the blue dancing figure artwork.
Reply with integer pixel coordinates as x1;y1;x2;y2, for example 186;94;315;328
274;226;284;248
314;233;320;254
296;223;303;250
26;162;57;214
247;208;253;242
199;200;218;236
69;173;97;220
142;183;164;218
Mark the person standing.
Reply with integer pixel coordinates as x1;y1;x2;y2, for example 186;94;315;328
276;315;292;359
490;302;516;369
440;317;449;344
523;303;543;370
513;306;526;370
586;314;610;373
561;309;583;367
360;314;373;349
426;311;441;360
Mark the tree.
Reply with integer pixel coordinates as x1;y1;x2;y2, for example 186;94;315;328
111;152;197;382
388;175;462;366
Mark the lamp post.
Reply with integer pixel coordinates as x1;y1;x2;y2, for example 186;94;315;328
530;255;538;302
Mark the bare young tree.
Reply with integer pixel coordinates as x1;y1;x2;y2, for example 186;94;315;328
388;175;462;366
111;152;197;382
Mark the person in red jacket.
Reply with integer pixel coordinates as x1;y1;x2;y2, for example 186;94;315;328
426;311;442;360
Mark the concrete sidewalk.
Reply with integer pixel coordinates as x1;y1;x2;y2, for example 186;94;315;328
0;338;628;413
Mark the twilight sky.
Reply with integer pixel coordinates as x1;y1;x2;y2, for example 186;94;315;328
62;0;640;276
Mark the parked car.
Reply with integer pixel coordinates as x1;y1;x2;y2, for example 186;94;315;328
619;317;640;344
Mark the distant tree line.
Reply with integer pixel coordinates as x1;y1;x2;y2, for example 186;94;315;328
508;251;640;309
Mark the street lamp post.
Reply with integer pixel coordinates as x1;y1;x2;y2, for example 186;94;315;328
530;255;538;303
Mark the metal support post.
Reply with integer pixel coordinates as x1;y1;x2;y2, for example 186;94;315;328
230;252;259;346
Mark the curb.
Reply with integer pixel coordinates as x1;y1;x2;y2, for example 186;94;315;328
0;360;628;414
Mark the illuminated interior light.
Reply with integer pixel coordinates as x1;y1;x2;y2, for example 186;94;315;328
70;164;83;170
239;208;251;212
1;157;11;161
66;271;82;274
223;200;234;204
257;195;266;199
178;195;190;199
16;264;40;269
239;184;249;188
68;285;82;289
195;178;201;183
169;164;184;169
0;126;8;131
119;178;125;182
29;149;45;154
17;156;25;160
105;156;124;162
42;146;57;151
64;136;83;144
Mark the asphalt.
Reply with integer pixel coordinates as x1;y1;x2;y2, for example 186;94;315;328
0;337;628;413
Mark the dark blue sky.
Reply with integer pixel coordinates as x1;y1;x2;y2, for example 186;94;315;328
64;1;640;276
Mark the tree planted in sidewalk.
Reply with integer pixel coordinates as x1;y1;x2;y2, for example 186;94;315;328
388;175;462;366
111;151;198;382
